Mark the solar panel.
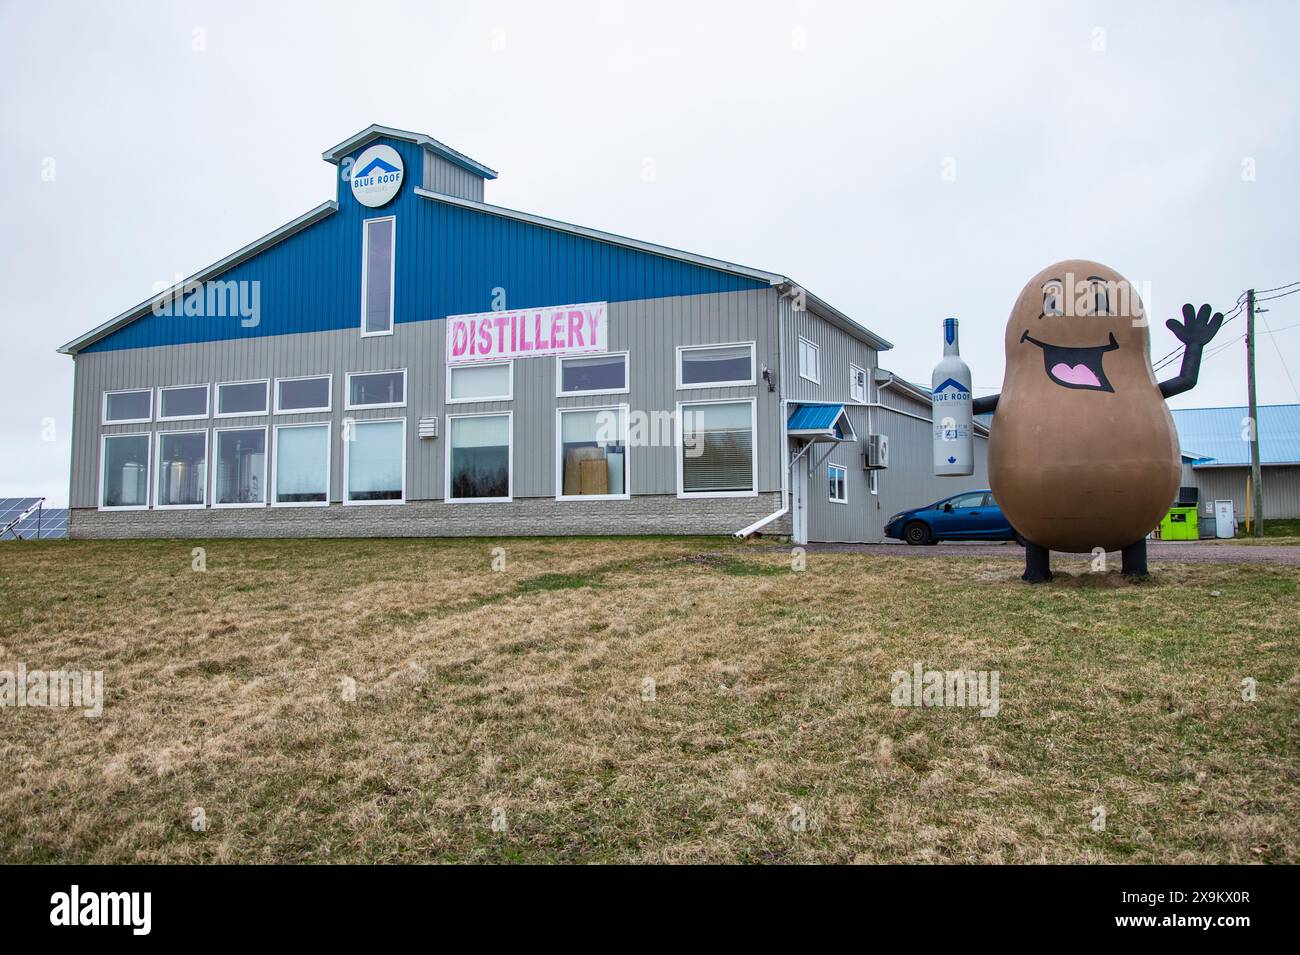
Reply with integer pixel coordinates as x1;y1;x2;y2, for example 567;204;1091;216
0;498;68;540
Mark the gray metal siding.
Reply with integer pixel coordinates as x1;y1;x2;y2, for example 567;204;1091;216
71;288;783;512
422;149;485;201
780;297;879;404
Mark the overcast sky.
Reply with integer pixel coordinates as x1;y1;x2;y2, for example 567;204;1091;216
3;0;1298;506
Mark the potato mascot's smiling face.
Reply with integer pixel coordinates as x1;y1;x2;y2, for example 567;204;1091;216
1006;259;1154;396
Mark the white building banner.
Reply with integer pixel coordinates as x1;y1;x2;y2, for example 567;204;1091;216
445;302;608;364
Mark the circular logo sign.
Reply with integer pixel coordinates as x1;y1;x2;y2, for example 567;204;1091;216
349;144;404;208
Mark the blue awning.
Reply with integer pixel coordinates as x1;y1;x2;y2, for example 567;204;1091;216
787;403;856;442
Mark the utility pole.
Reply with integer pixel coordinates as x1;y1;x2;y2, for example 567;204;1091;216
1246;288;1265;537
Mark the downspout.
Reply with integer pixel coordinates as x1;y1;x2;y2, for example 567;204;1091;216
734;287;793;538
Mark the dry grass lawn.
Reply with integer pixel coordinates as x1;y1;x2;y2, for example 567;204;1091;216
1;536;1297;863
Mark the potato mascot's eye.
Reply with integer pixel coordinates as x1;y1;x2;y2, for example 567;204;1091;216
1088;277;1110;316
1042;281;1064;317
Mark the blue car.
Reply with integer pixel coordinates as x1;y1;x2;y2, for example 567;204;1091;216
884;489;1024;546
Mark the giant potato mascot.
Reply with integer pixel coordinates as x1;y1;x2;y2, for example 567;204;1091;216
971;260;1223;583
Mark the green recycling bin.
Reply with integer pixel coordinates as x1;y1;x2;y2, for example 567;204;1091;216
1159;506;1199;541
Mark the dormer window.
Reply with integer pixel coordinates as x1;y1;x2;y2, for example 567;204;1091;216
361;217;395;337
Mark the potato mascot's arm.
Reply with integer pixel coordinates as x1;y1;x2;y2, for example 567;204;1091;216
1159;303;1224;399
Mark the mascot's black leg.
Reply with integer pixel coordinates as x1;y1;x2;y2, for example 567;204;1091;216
1121;539;1149;578
1022;542;1053;583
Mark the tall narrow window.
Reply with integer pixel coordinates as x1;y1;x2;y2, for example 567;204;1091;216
678;399;756;497
344;419;405;504
100;433;150;509
274;423;330;506
155;431;208;508
213;427;267;506
798;338;820;383
361;217;395;336
447;413;511;502
557;406;629;500
850;364;866;403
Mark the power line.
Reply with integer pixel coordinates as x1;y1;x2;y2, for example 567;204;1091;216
1192;319;1300;370
1201;332;1245;362
1257;279;1300;295
1261;310;1300;402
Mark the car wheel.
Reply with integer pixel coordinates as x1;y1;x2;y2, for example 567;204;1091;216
903;521;932;546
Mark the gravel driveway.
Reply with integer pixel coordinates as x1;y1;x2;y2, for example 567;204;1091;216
786;540;1300;566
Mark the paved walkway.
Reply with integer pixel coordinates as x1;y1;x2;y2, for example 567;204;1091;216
781;540;1300;566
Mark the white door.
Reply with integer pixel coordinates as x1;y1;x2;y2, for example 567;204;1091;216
1214;500;1236;539
792;453;808;545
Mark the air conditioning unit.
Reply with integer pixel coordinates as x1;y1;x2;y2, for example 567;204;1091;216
865;433;889;469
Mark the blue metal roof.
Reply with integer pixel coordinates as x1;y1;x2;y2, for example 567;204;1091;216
1171;405;1300;467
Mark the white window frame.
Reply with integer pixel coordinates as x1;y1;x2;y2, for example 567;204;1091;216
555;351;630;398
101;388;153;426
271;422;332;508
210;425;269;509
675;341;756;390
274;375;333;414
446;359;514;405
444;411;513;504
342;416;407;506
360;215;396;338
345;368;407;411
214;379;270;419
554;403;632;502
157;383;210;421
829;463;848;504
675;396;759;499
798;338;820;385
154;428;209;510
849;363;866;404
97;432;152;511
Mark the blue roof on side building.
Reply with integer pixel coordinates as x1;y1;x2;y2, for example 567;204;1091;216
1170;404;1300;467
787;403;855;440
788;403;845;431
